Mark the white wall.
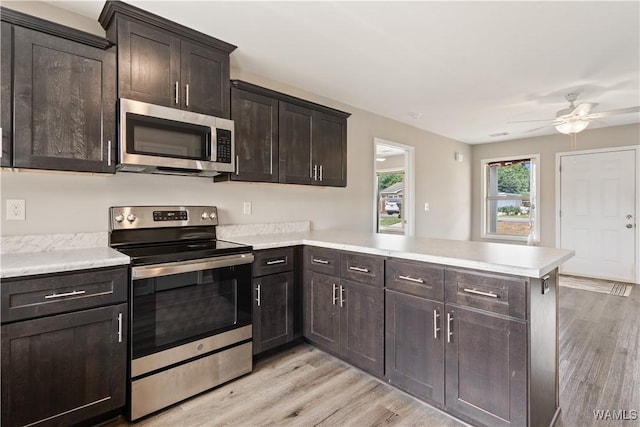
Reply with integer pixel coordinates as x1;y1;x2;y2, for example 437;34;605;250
0;2;472;240
471;124;640;247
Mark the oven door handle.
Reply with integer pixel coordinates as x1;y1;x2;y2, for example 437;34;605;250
132;253;255;279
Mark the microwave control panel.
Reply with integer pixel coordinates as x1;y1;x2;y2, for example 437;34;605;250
216;129;232;163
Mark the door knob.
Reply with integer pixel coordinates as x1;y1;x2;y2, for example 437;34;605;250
626;224;634;229
627;214;633;219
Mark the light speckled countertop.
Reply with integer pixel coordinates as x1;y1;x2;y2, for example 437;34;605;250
230;230;574;278
1;247;130;279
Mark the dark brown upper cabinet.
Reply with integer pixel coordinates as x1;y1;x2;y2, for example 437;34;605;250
1;21;12;168
99;0;236;118
223;80;349;187
1;8;116;173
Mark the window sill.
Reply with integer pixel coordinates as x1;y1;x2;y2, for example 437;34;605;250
481;234;530;243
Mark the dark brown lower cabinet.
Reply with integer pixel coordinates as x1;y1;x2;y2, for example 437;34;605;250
444;305;527;427
303;270;384;376
253;272;294;355
1;304;127;427
385;290;445;404
304;271;341;354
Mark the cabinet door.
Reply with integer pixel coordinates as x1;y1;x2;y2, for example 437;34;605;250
1;304;127;427
231;87;279;182
445;306;527;427
181;40;230;118
340;279;384;376
385;290;444;404
13;27;116;173
312;111;347;187
253;272;294;355
117;19;180;108
1;22;12;167
303;271;340;353
279;101;314;185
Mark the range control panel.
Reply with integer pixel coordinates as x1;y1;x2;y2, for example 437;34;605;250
110;206;218;230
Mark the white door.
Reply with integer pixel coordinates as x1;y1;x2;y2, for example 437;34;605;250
559;149;637;282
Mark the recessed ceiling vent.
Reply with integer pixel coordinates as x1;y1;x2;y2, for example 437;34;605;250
489;131;510;138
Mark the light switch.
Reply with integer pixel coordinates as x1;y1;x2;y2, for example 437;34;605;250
424;202;430;211
243;202;252;215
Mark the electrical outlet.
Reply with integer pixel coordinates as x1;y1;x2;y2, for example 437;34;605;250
243;201;252;215
6;199;26;221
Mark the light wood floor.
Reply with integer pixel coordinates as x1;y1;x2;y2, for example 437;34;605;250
106;285;639;427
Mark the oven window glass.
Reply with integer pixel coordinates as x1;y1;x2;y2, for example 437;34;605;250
126;113;211;160
132;263;251;359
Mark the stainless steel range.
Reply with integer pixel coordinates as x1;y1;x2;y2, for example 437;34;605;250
109;206;254;421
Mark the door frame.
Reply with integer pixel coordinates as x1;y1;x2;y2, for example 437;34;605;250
555;145;640;283
373;138;415;236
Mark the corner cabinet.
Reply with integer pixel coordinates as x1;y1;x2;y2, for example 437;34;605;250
1;8;116;173
99;0;236;118
1;266;128;427
303;247;384;376
221;80;349;187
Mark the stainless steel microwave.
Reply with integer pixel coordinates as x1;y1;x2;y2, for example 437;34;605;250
118;98;234;177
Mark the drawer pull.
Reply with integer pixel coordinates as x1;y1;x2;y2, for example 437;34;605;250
339;285;345;308
266;259;286;265
398;275;424;284
313;258;330;265
463;288;499;298
44;290;86;300
332;283;338;305
447;313;453;343
348;266;369;273
433;309;440;339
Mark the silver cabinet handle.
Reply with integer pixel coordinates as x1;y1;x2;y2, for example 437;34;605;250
313;258;329;265
44;290;86;300
175;81;179;104
319;165;323;181
313;164;318;180
256;284;261;307
235;155;239;176
339;285;345;308
332;283;338;305
463;288;499;298
107;140;112;166
117;312;123;343
266;259;286;265
348;266;369;273
433;309;440;339
398;275;424;284
447;313;453;343
185;83;190;107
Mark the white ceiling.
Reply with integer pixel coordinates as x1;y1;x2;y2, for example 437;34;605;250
47;1;640;144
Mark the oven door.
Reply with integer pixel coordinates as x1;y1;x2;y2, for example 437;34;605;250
130;253;253;360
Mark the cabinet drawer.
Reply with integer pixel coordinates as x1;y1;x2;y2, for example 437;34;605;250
445;269;527;320
1;267;128;323
253;247;294;277
304;246;340;276
341;252;384;287
386;259;444;301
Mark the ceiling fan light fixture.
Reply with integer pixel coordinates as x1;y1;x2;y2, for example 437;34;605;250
555;118;590;135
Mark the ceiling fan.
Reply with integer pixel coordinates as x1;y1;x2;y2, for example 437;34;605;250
510;93;640;135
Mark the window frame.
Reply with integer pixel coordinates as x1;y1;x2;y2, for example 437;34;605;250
481;154;540;242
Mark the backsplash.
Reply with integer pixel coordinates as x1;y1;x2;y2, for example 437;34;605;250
216;221;310;239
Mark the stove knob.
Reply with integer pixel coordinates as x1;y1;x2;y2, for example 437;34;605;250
114;214;124;223
126;214;136;223
201;212;209;220
209;212;217;220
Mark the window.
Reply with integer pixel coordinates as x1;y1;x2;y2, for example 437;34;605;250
481;155;540;242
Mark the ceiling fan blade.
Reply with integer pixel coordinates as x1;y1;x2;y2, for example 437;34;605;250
571;102;597;117
507;118;553;124
521;125;548;134
588;106;640;119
